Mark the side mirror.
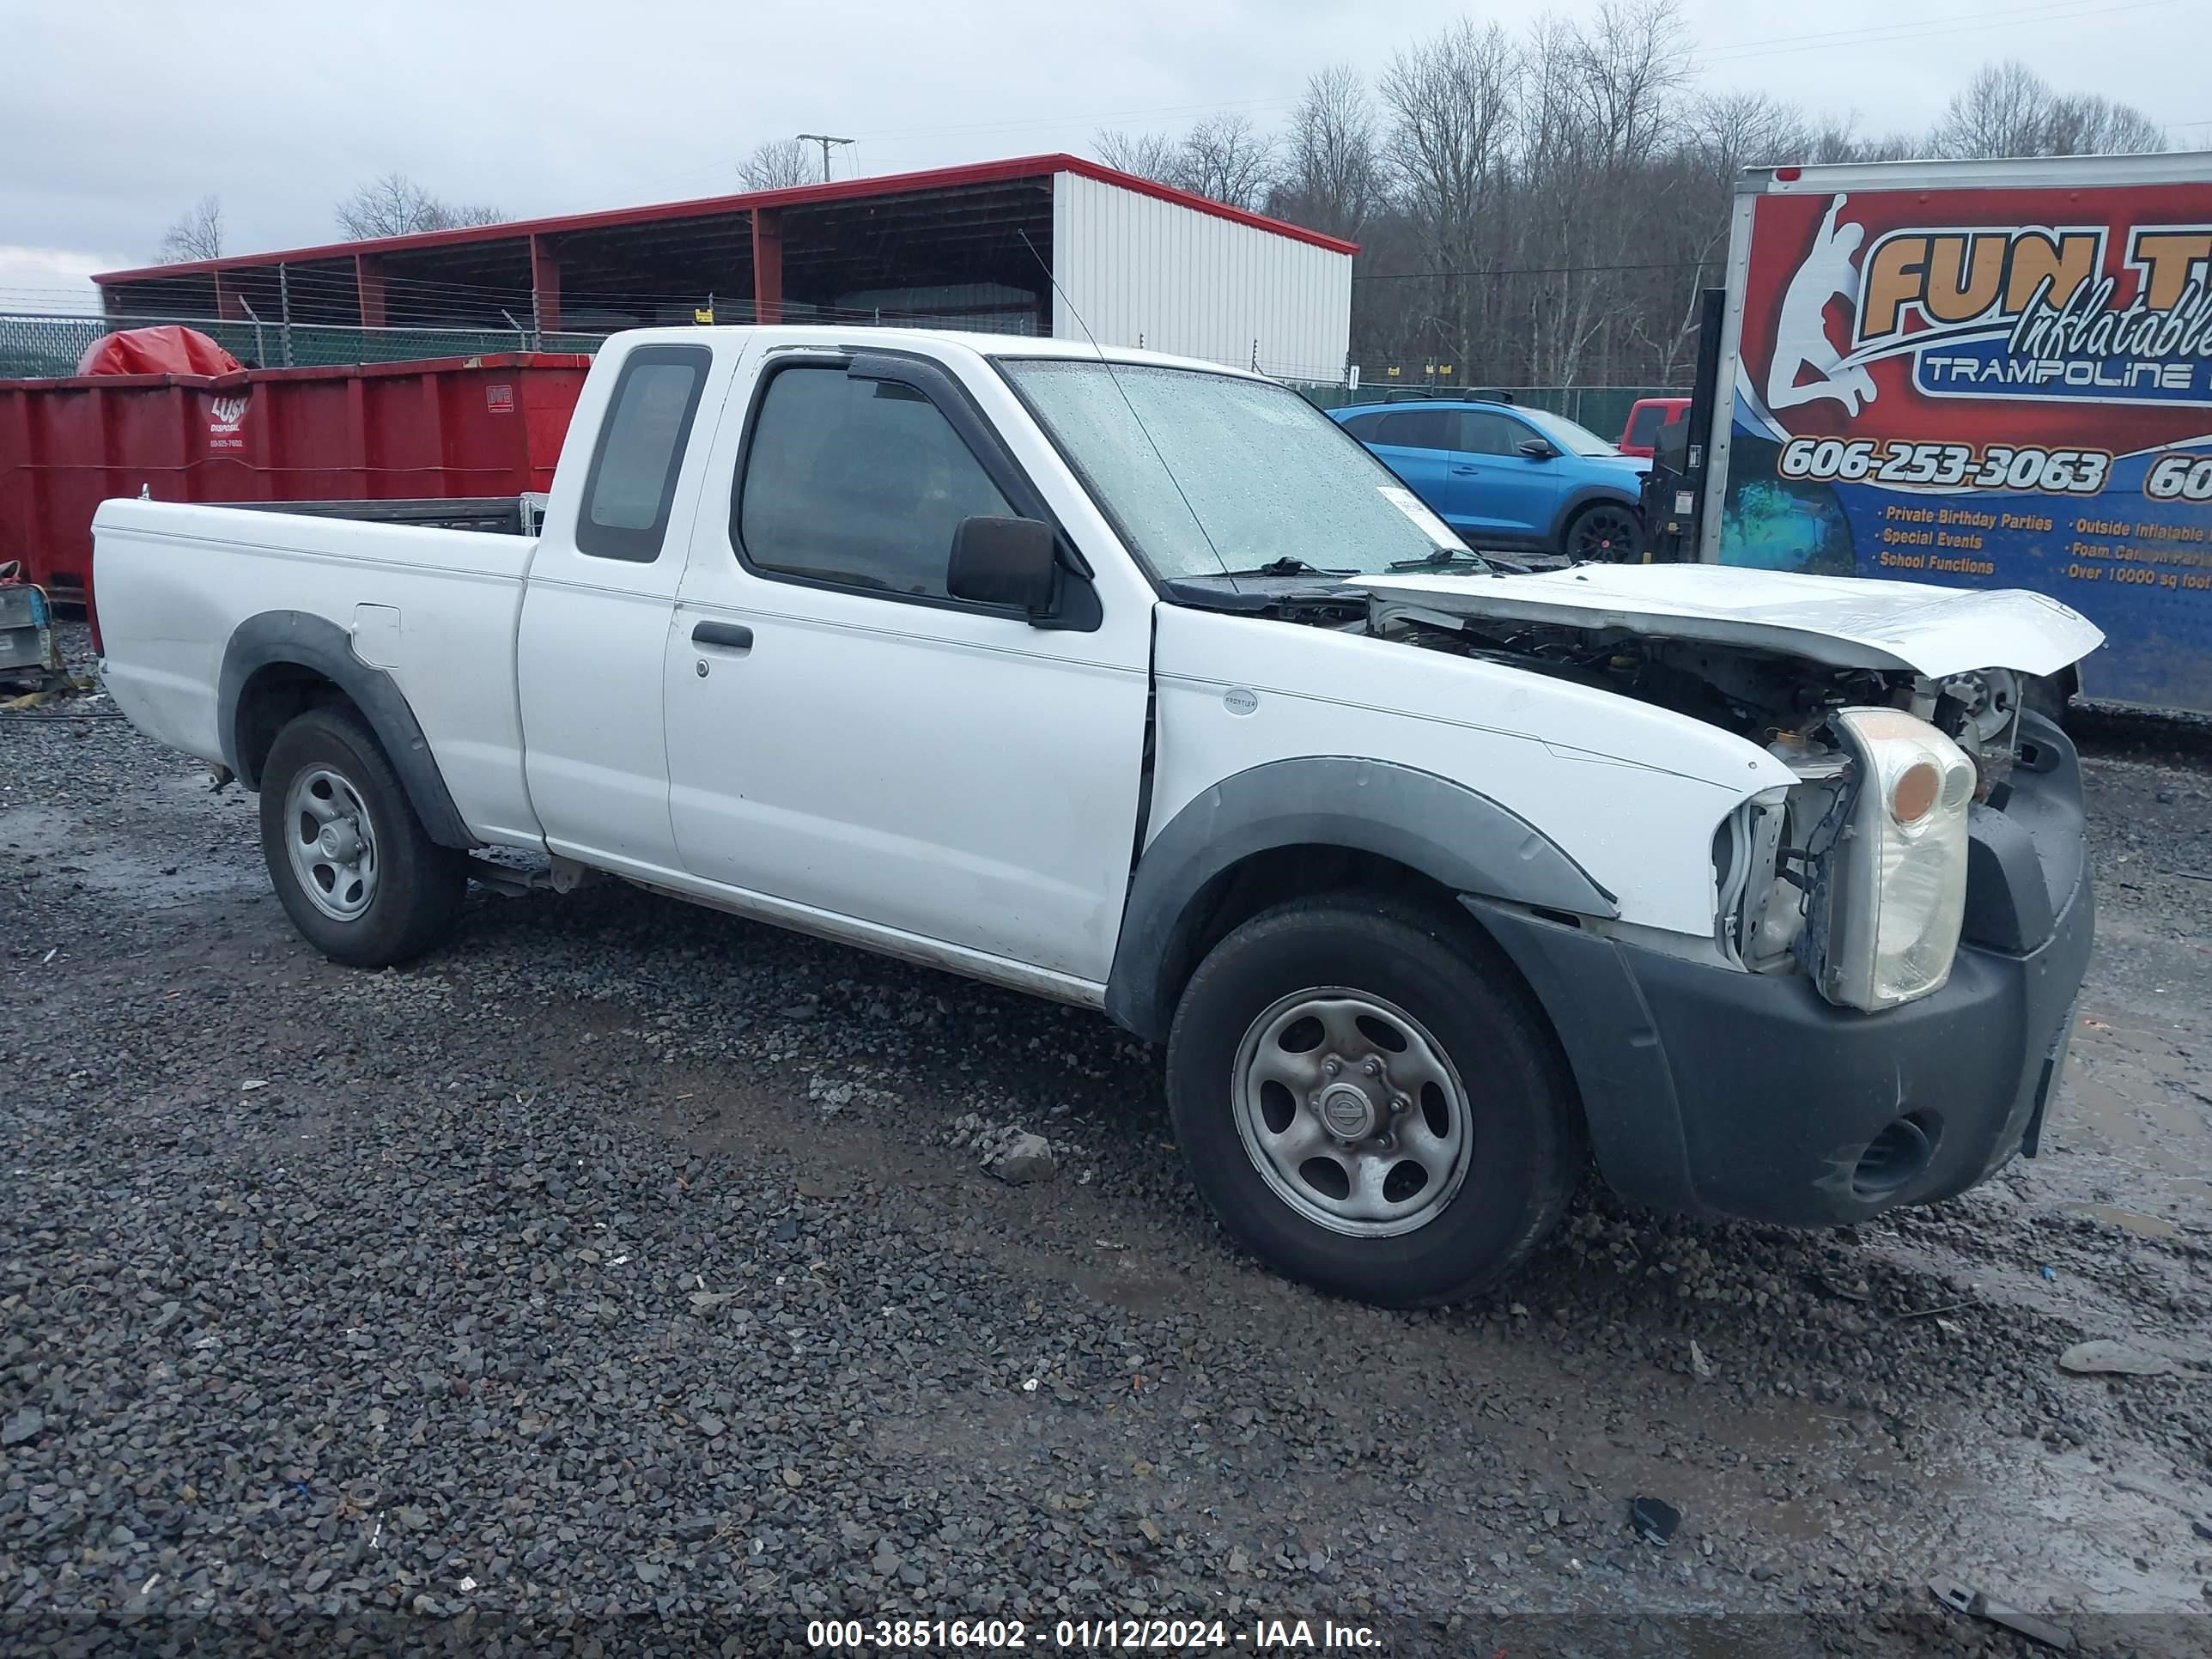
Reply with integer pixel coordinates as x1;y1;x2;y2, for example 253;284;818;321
1517;437;1558;459
949;515;1059;613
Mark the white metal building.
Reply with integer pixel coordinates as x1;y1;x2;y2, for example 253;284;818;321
95;155;1358;385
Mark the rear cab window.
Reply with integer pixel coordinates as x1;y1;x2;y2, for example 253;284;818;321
575;345;711;562
1624;404;1665;448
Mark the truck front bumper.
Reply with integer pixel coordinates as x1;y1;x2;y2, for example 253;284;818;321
1468;714;2094;1228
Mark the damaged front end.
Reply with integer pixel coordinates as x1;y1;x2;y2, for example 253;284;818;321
1358;585;2067;1014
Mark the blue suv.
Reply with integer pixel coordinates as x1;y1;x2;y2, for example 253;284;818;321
1331;400;1650;561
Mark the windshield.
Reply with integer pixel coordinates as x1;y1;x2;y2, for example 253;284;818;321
1518;407;1620;458
996;359;1470;579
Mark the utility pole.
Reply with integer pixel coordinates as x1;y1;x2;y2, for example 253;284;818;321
795;133;854;181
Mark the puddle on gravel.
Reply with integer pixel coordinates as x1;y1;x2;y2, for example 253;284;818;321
0;801;259;908
2033;1003;2212;1231
2057;1202;2180;1239
1932;1441;2212;1613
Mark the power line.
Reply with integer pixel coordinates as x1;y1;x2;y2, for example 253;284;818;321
811;0;2194;155
1354;258;1710;283
794;134;856;182
1703;0;2188;63
1703;0;2186;60
848;94;1301;146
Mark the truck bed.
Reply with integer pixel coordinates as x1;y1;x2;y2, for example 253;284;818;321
92;497;544;848
238;495;549;536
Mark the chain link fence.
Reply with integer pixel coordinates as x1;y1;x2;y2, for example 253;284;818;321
0;307;1041;380
3;313;1675;445
0;313;615;378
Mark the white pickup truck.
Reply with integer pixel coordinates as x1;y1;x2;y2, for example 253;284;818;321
94;326;2102;1307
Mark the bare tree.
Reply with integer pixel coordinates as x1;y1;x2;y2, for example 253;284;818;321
1690;91;1810;174
2042;92;2167;156
1095;128;1183;184
1931;61;2054;158
1565;0;1691;171
738;138;817;191
1628;91;1808;377
1378;18;1518;369
1270;66;1382;238
1802;115;1923;164
1099;118;1273;207
336;173;506;239
1380;19;1516;247
1511;1;1694;384
1177;113;1277;209
1933;60;2164;158
155;196;224;264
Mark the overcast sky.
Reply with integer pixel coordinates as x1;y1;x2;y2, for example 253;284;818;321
3;0;2206;308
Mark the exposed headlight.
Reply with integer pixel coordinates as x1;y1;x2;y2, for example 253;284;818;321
1819;708;1974;1012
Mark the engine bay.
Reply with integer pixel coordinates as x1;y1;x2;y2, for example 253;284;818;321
1235;580;2038;1001
1360;595;2027;796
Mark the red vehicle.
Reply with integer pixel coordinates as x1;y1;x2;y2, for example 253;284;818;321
1618;396;1689;459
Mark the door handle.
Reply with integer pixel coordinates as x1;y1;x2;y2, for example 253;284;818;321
1449;464;1480;476
691;621;753;653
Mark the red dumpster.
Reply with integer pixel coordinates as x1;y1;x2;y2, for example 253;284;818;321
0;351;591;629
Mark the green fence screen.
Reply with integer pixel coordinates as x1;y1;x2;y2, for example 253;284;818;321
0;313;610;379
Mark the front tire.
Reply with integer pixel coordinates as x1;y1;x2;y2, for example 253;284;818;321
1563;501;1644;562
258;706;465;967
1165;895;1581;1308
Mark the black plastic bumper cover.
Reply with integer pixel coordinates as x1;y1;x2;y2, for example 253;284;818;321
1467;715;2094;1228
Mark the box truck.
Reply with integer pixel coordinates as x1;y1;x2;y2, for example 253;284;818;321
1662;152;2210;716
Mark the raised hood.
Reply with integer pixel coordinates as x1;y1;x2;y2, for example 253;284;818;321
1355;563;2103;679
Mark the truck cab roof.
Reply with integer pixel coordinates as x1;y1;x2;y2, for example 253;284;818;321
594;324;1277;382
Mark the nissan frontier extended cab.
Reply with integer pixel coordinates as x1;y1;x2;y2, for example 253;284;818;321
93;327;2101;1307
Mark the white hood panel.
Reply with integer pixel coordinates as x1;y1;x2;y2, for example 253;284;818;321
1356;563;2104;679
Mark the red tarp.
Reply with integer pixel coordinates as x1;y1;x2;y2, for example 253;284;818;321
75;325;244;379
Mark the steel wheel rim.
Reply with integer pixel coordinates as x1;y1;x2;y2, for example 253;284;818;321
285;765;378;921
1573;507;1638;561
1231;987;1474;1238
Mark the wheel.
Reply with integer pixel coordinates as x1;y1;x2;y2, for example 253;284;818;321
258;705;465;967
1563;501;1644;562
1164;895;1582;1308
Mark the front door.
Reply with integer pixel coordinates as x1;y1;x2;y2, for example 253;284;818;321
661;353;1152;985
1442;408;1566;543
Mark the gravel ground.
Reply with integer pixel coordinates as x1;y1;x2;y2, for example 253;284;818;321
3;629;2209;1657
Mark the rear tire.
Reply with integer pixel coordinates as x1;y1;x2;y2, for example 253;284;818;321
1562;501;1644;562
258;706;465;968
1164;895;1581;1308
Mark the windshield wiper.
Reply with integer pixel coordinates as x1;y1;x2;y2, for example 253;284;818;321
1387;548;1491;572
1208;556;1357;579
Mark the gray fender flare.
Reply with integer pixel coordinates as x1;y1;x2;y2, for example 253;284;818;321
217;610;474;848
1103;756;1618;1042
